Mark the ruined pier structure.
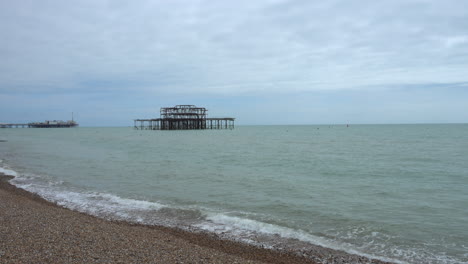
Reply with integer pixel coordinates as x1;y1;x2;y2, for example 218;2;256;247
134;105;235;130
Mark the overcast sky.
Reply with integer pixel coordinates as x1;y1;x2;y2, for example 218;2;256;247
1;0;467;126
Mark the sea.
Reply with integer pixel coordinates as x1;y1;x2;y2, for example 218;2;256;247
1;125;467;264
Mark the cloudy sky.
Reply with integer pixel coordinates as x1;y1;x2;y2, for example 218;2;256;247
1;0;467;126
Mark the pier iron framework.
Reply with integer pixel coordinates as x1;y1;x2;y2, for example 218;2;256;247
134;105;235;130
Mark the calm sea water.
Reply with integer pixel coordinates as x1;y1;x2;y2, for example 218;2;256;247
1;125;467;263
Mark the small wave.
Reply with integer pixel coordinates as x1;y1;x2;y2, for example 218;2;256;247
23;187;165;219
7;171;167;224
197;213;404;264
0;166;19;177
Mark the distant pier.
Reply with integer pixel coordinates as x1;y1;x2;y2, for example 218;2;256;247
134;105;235;130
0;120;78;128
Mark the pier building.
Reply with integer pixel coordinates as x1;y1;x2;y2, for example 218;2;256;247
1;120;78;128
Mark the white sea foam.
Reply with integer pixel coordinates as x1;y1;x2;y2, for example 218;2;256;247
0;166;19;177
198;214;466;264
197;213;405;264
8;172;166;223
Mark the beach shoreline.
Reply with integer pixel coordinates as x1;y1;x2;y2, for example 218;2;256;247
0;173;391;263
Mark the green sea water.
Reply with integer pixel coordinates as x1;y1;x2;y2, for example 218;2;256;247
1;124;467;263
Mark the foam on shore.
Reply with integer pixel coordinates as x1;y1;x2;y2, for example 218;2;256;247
0;166;18;177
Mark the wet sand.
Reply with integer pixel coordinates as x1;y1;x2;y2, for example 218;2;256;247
0;174;390;263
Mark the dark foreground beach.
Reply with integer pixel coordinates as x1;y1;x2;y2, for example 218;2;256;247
0;174;390;264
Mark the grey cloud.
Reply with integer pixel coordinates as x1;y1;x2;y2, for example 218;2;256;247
1;0;468;96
